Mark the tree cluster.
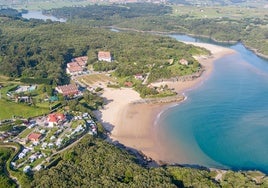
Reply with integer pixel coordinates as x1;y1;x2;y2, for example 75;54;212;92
0;148;16;188
0;16;207;85
45;3;172;21
30;136;268;187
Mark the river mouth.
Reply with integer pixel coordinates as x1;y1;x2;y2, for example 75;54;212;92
157;36;268;174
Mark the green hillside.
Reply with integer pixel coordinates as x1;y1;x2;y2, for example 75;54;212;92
30;136;268;187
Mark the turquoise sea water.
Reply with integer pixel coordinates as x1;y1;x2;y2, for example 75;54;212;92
159;35;268;173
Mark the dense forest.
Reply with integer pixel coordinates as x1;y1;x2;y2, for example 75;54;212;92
0;8;21;17
0;15;207;85
48;3;268;57
30;135;268;187
44;3;172;20
116;15;268;57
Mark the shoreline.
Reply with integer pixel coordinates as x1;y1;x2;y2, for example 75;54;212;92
108;26;268;60
95;42;236;165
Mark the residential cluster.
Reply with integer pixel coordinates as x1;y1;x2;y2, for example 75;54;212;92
9;111;97;174
6;84;37;103
0;126;22;141
55;84;80;97
1;52;113;174
66;56;88;76
56;52;112;97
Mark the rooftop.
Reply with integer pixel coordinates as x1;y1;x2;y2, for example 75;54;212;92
28;133;42;141
98;51;112;62
56;84;79;96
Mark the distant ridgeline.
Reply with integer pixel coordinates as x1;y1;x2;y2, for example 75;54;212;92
44;3;172;21
48;3;268;57
0;8;21;17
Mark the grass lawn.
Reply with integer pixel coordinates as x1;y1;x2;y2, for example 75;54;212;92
0;75;9;83
78;73;115;86
71;120;85;129
44;128;58;143
36;101;60;109
30;157;45;168
0;123;14;132
18;128;34;139
0;100;49;120
172;5;268;20
167;63;199;76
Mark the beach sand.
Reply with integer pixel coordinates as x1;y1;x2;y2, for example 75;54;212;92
96;42;236;163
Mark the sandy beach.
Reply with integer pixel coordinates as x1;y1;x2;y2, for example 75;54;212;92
96;42;236;163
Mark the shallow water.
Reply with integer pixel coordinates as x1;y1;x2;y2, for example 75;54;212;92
159;36;268;173
21;11;66;22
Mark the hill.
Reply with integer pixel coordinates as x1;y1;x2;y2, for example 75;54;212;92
30;135;268;187
0;16;207;85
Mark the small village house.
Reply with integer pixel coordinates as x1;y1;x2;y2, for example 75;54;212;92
124;81;133;87
66;56;88;75
73;56;88;67
134;74;144;80
66;65;83;75
47;113;65;127
98;51;112;62
55;84;79;96
23;166;31;173
28;133;42;142
67;62;80;68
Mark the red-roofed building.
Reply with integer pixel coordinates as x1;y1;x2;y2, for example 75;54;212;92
66;66;83;75
124;82;133;87
28;133;42;142
66;56;88;75
73;56;88;67
66;61;84;75
98;51;112;62
56;84;79;96
67;62;79;68
47;113;66;127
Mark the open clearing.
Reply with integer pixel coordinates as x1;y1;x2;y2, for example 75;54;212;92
77;73;115;87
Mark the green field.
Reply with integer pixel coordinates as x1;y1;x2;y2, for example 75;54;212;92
0;100;49;120
0;0;92;10
78;73;115;86
18;128;34;139
0;75;9;83
172;5;268;20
